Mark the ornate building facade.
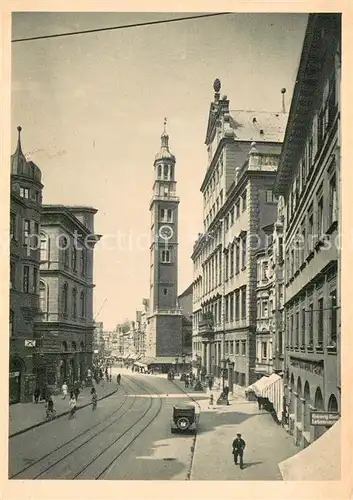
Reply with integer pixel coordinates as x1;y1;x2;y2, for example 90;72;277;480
191;80;287;389
146;121;183;359
10;126;43;403
35;205;100;391
275;13;341;448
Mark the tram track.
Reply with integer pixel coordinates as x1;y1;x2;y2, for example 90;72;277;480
11;375;164;480
10;379;132;479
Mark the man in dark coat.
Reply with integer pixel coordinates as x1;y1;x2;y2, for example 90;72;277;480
232;433;246;469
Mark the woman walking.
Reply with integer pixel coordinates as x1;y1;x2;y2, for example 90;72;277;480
68;392;77;419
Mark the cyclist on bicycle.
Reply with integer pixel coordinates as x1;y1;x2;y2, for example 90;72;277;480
45;395;55;419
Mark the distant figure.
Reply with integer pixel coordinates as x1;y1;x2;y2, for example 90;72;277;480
232;433;246;469
62;381;68;400
117;373;121;385
68;393;77;419
33;386;40;404
74;382;80;401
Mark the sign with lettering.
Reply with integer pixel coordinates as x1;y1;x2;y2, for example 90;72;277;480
310;411;340;426
24;339;36;347
290;357;324;376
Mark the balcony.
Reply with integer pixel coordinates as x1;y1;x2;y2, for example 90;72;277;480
199;312;215;340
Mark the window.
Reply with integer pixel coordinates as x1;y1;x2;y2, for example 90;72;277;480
23;219;30;245
241;340;246;356
317;196;324;235
308;206;314;252
161;250;171;263
262;261;268;281
33;267;38;294
225;251;229;280
163;164;169;180
329;174;338;225
241;286;246;319
235;341;240;355
9;310;14;337
230;341;234;354
225;296;229;322
235;290;240;320
230;245;234;277
10;262;15;289
241;235;247;269
10;213;16;240
290;314;294;346
158;165;162;178
329;290;337;344
20;187;29;199
72;246;77;271
61;236;70;267
265;190;277;203
295;311;299;346
38;279;46;310
242;190;247;211
229;293;234;322
62;282;68;314
301;308;306;345
80;249;85;275
317;298;324;346
308;303;314;345
262;300;268;318
278;237;283;262
40;233;48;262
301;159;307;188
235;242;240;274
23;265;29;293
262;342;267;359
72;288;77;318
230;207;235;225
236;200;240;218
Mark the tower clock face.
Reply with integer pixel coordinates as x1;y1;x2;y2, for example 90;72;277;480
159;225;173;240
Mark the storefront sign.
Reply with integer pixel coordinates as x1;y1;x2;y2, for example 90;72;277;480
290;357;324;376
310;411;340;426
25;339;36;347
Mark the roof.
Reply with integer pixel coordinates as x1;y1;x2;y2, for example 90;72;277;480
229;110;288;143
178;283;193;299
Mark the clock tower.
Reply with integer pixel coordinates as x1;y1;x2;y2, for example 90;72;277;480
147;119;183;358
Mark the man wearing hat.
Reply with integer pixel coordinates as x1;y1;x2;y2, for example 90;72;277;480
232;433;246;469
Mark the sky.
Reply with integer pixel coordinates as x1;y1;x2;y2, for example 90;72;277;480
11;12;308;331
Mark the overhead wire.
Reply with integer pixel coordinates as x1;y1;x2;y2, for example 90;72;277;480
12;12;231;43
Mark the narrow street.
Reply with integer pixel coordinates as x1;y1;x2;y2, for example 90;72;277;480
9;367;298;480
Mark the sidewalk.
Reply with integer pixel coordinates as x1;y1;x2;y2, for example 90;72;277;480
172;379;299;480
9;380;119;437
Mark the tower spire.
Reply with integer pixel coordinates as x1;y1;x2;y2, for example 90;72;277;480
164;117;167;134
155;117;175;162
16;125;23;153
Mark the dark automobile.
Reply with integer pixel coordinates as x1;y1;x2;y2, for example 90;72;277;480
171;404;197;433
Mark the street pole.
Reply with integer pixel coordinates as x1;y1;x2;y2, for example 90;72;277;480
222;217;226;390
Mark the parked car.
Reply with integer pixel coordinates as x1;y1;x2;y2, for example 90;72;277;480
171;404;198;433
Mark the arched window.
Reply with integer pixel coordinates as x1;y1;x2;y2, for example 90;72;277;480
80;291;85;318
80;249;85;275
72;341;77;352
72;288;77;317
40;233;49;262
62;341;68;352
61;236;70;268
39;280;48;314
62;282;68;314
80;341;85;352
158;164;162;178
314;387;324;410
72;245;77;271
328;394;338;412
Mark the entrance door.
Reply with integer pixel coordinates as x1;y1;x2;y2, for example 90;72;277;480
9;371;21;404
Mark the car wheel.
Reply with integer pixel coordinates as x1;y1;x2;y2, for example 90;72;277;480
176;417;190;431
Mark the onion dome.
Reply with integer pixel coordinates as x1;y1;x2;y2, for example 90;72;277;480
11;126;42;182
155;118;175;162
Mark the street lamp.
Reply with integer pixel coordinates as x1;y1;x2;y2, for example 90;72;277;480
175;356;179;375
182;353;186;373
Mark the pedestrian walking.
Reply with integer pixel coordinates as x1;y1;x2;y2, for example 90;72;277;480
68;393;77;419
232;433;246;469
61;381;68;400
257;396;262;410
74;381;80;401
33;386;40;404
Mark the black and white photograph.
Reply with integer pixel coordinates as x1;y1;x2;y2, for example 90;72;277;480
2;8;346;491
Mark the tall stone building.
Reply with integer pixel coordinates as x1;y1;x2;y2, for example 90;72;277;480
191;79;287;389
275;13;341;448
9;126;43;403
34;205;100;391
146;121;183;360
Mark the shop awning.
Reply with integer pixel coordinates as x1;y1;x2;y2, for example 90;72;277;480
279;420;341;480
138;356;176;366
247;376;270;395
260;373;281;395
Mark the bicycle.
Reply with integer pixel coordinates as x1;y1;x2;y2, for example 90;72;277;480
45;408;57;421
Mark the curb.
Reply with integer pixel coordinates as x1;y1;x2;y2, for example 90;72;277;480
9;388;119;438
